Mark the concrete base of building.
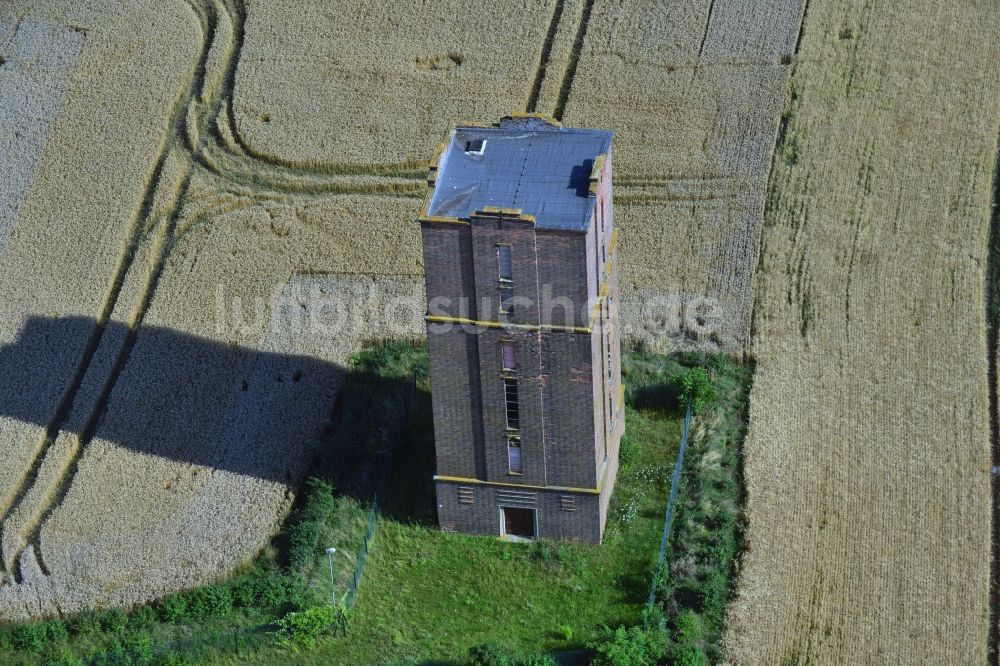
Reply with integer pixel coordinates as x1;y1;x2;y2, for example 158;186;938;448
435;479;607;544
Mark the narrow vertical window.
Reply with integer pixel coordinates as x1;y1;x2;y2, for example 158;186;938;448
499;285;514;314
497;244;513;314
497;245;513;281
507;435;522;474
503;376;520;431
501;340;516;372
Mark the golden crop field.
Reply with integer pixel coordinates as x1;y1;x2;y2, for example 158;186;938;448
724;0;1000;662
2;5;998;664
560;0;807;352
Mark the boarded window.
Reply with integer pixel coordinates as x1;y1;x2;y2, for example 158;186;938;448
503;377;520;430
507;436;522;474
497;245;513;281
501;341;516;371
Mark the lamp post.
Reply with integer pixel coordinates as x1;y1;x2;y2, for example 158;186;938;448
325;547;337;607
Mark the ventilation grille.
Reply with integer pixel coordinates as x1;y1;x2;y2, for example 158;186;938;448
559;495;576;512
496;489;537;506
457;486;475;505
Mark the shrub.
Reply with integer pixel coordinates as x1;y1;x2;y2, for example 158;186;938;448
679;367;715;412
158;593;188;623
12;622;48;653
288;478;337;573
557;623;575;642
255;572;289;608
589;621;668;666
672;611;708;666
46;645;83;666
466;640;516;666
70;609;103;635
102;608;127;634
128;605;158;632
187;585;233;620
277;604;336;648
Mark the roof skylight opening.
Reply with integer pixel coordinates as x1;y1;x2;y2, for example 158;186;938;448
464;138;486;155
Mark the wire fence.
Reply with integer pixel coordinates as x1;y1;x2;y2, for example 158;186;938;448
84;369;417;663
647;395;693;609
344;367;415;610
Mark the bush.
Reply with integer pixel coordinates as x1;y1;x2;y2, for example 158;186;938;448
70;609;103;635
46;645;83;666
679;367;715;412
102;608;127;634
12;622;49;652
288;478;337;573
589;621;668;666
233;568;288;610
128;605;158;632
158;593;189;623
672;610;708;666
277;604;337;648
187;586;233;620
466;641;516;666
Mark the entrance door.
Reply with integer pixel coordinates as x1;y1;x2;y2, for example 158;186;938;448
501;507;536;539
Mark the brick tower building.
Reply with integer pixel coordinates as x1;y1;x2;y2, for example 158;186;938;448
419;115;622;544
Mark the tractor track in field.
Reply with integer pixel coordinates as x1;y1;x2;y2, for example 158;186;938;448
552;0;595;121
1;0;667;587
0;0;429;585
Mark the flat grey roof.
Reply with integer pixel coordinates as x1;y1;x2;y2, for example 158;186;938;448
427;117;612;231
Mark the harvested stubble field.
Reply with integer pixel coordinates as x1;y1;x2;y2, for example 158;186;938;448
725;0;1000;663
2;3;998;664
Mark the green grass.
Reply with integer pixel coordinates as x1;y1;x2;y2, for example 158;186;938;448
209;349;703;665
1;344;751;666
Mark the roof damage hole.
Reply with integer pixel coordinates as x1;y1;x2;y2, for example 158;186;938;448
464;138;486;155
415;52;463;72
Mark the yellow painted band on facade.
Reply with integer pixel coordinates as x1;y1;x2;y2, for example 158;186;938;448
434;474;600;495
477;206;523;216
425;315;592;334
418;215;467;225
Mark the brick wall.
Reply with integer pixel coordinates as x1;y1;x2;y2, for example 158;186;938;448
427;327;485;479
436;480;603;543
420;145;623;545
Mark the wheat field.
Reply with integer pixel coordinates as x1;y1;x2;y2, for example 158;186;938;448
560;0;806;352
724;0;1000;662
2;3;998;659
